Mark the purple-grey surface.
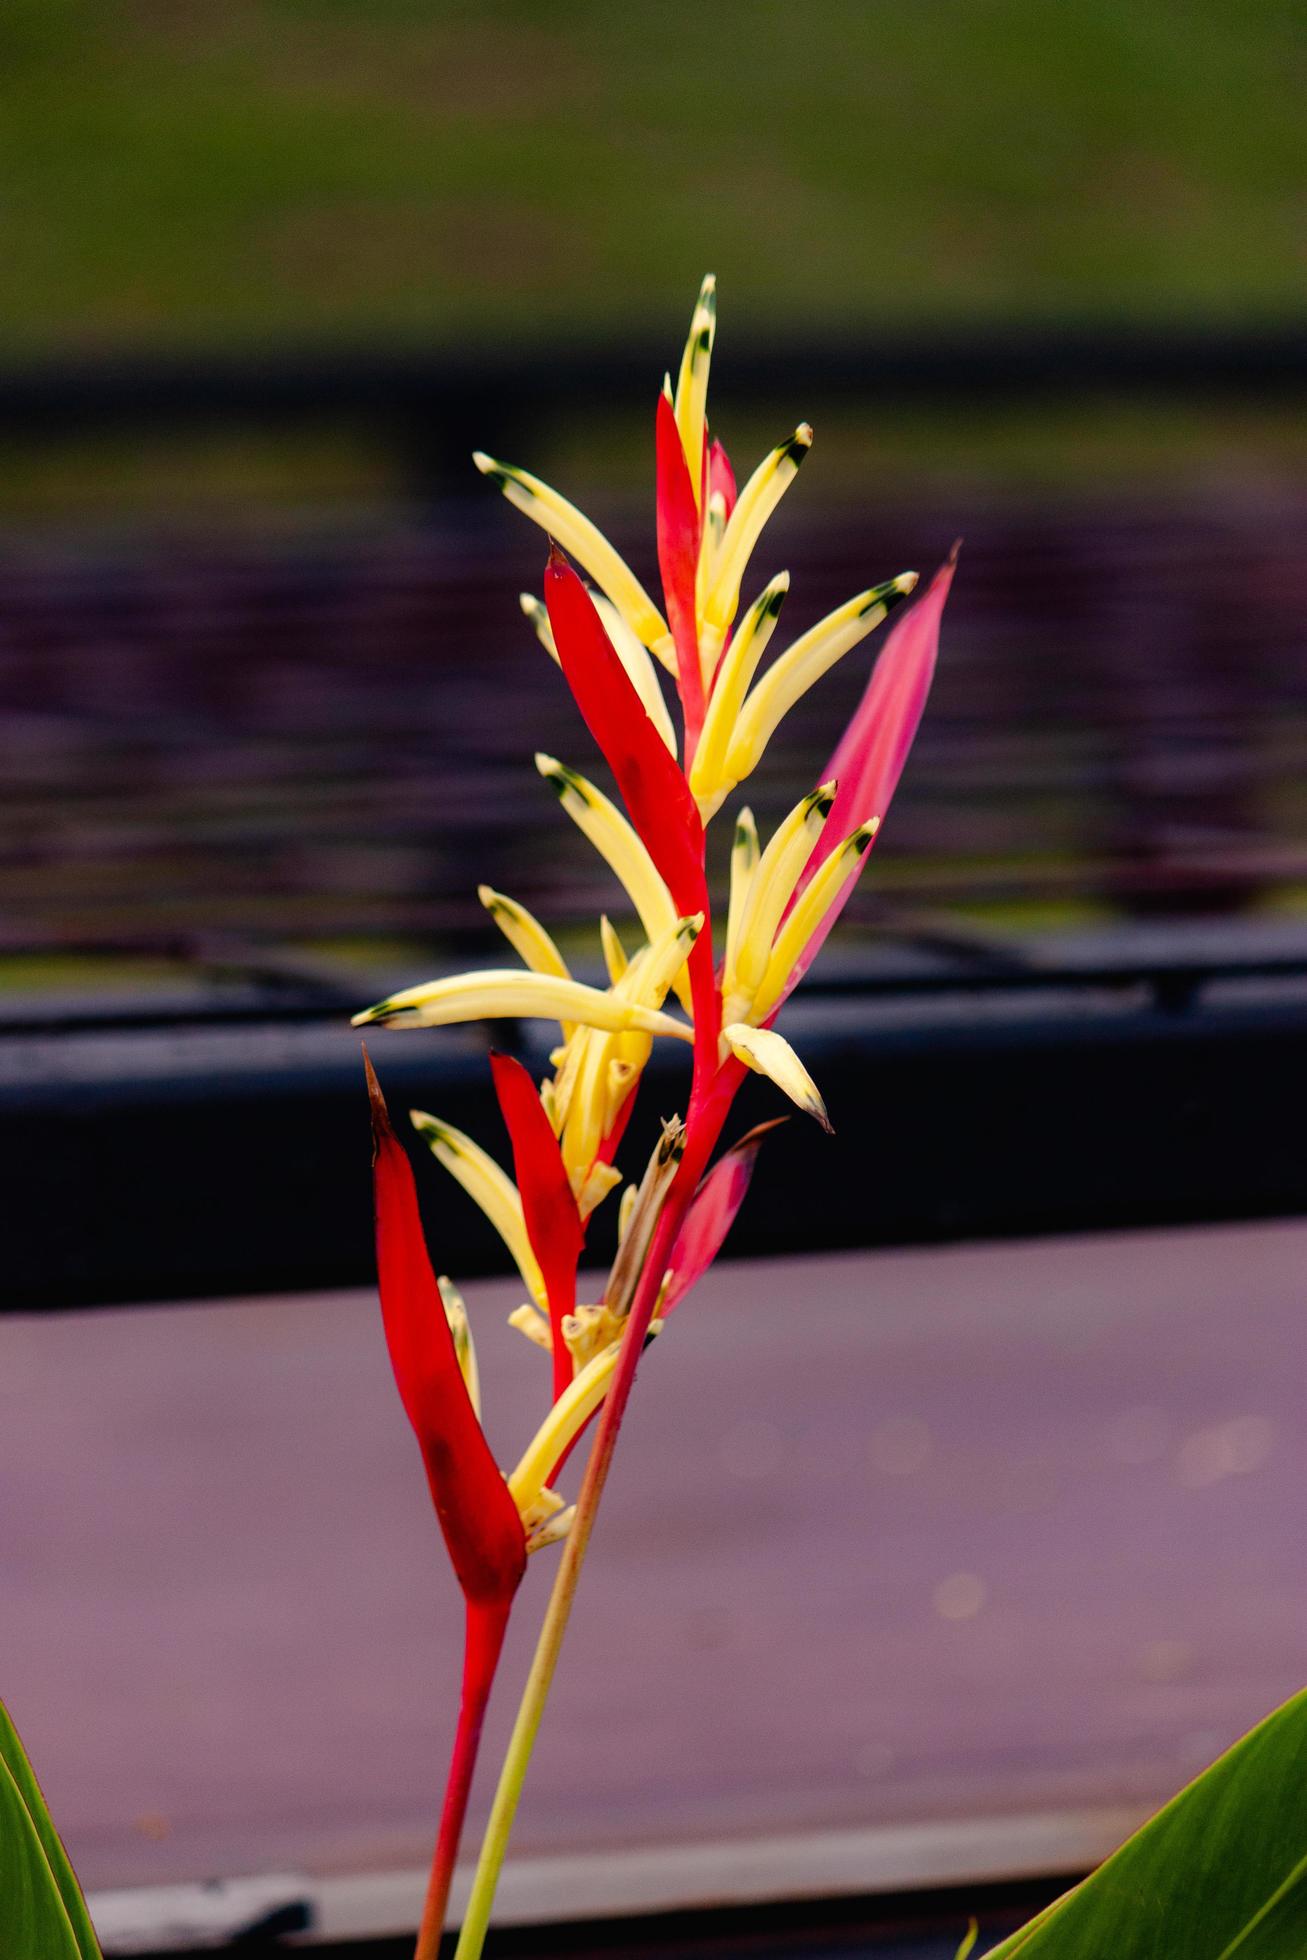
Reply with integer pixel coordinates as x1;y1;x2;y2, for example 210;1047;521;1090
1;1222;1303;1895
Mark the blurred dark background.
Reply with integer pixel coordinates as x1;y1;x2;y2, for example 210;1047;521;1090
1;0;1303;1017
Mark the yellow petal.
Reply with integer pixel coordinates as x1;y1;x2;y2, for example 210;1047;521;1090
751;821;880;1022
726;574;918;784
576;1161;623;1216
618;911;704;1010
673;273;716;509
722;1022;832;1133
508;1340;621;1517
525;1502;575;1552
508;1301;553;1352
695;487;729;633
599;914;629;984
411;1112;546;1308
690;573;789;805
536;753;692;1014
701;426;812;655
437;1275;481;1420
723;805;760;989
519;590;557;658
353;968;691;1041
728;782;837;999
477;885;573;1038
561;1031;617;1187
562;915;701;1185
473;452;675;670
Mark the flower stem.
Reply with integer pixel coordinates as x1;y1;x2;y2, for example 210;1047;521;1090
415;1597;511;1960
452;1084;737;1960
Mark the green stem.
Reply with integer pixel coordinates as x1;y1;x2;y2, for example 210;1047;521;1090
450;1154;709;1960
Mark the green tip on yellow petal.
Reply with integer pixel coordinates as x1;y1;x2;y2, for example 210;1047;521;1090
723;1022;833;1133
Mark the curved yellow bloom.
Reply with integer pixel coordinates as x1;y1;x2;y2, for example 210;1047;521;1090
535;754;676;940
724;805;761;990
722;1022;832;1133
750;821;880;1023
437;1275;482;1420
559;915;702;1190
725;574;918;786
411;1112;546;1309
507;1340;621;1517
477;882;574;1041
535;753;692;1014
696;488;729;625
599;915;629;985
689;573;789;807
699;426;812;664
477;885;570;983
353;968;692;1041
673;272;716;509
727;782;836;1002
474;452;676;672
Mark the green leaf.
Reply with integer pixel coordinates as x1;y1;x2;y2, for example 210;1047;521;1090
0;1757;82;1960
983;1690;1307;1959
0;1701;101;1960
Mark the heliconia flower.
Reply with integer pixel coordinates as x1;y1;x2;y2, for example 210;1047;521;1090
365;1051;526;1607
352;967;691;1042
489;1051;585;1401
361;280;952;1960
661;1118;785;1314
721;1022;832;1133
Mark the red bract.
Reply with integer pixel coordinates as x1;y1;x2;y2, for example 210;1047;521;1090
544;548;707;919
662;1119;785;1314
365;1051;526;1606
707;437;737;521
543;547;719;1077
820;545;958;865
489;1050;585;1402
655;391;705;751
776;546;958;1006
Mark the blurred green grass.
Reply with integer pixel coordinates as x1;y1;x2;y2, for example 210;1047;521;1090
0;0;1299;355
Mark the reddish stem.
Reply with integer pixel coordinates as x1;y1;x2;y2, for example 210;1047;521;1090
416;1596;512;1960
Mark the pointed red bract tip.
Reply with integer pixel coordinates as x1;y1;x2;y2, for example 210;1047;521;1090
769;549;955;1011
367;1059;525;1604
489;1050;584;1402
662;1118;786;1315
